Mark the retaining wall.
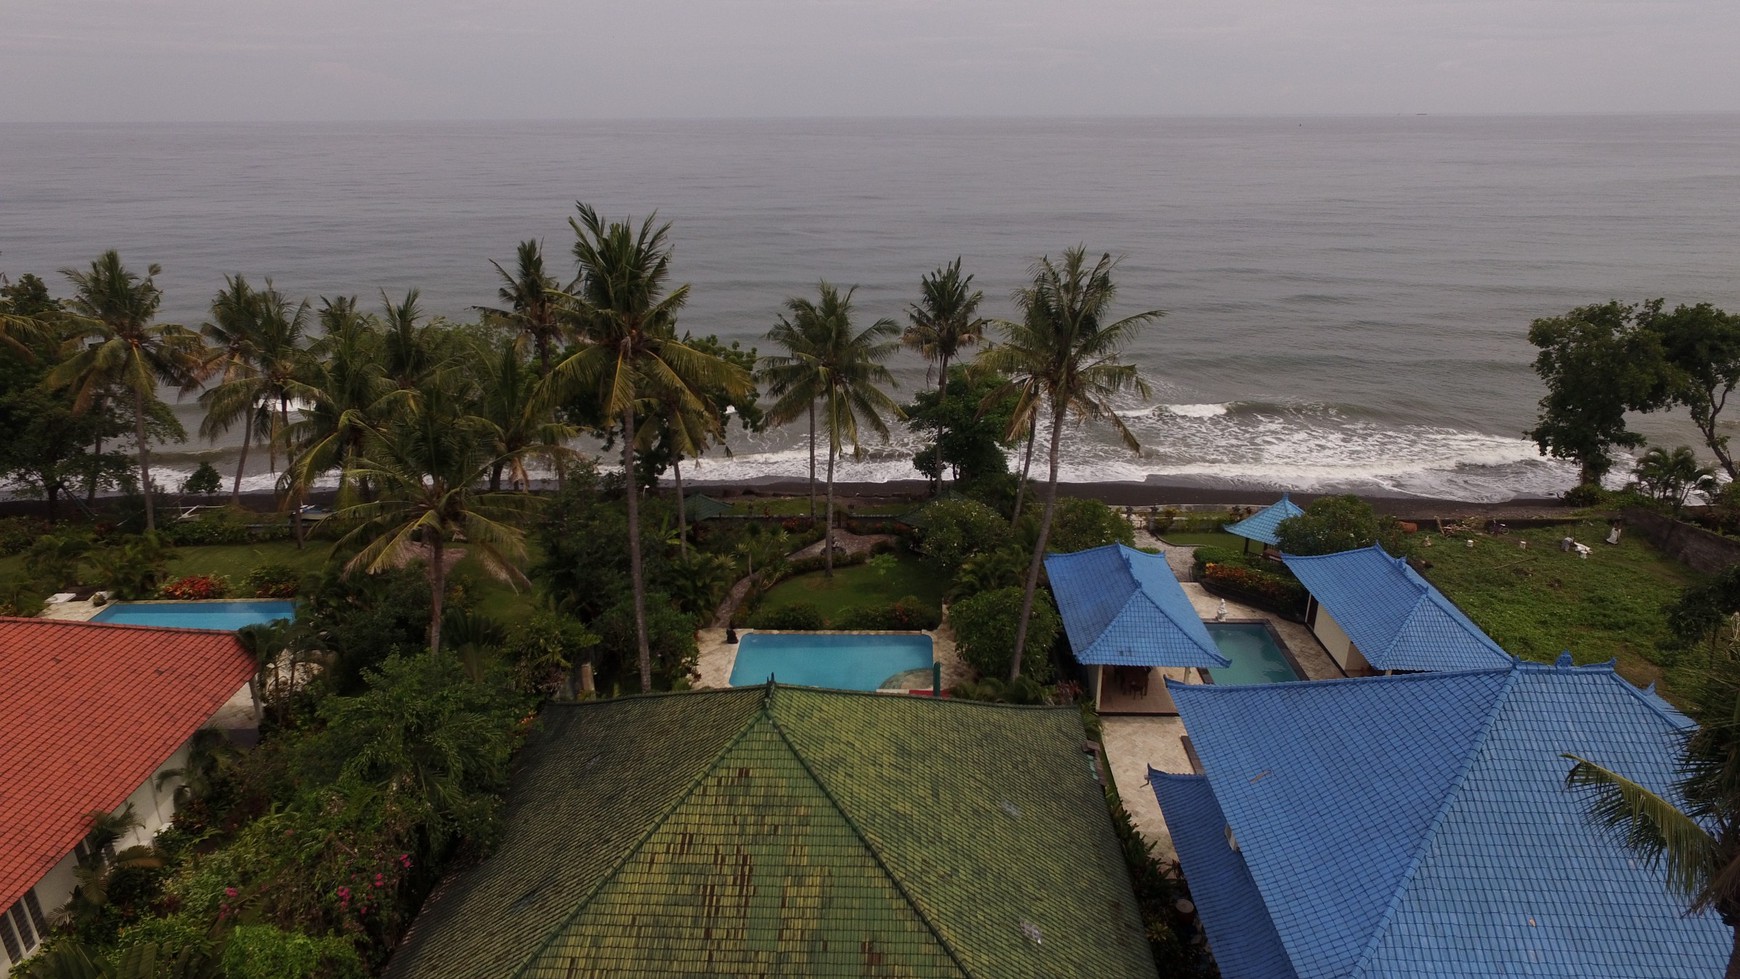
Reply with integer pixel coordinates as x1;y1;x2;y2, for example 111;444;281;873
1623;508;1740;575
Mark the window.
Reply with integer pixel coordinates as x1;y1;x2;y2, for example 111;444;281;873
1;895;38;963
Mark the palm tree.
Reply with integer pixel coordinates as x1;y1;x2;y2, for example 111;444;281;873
762;311;829;520
635;376;725;558
543;204;750;692
281;297;393;506
1564;667;1740;976
198;277;311;501
1633;445;1718;514
977;247;1158;679
475;333;575;491
330;369;541;656
49;252;207;532
475;239;570;378
905;257;987;401
762;283;901;576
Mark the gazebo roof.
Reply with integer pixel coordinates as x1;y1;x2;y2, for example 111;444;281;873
1045;544;1229;669
1222;493;1306;547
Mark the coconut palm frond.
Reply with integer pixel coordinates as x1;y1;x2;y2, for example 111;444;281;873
1564;753;1717;903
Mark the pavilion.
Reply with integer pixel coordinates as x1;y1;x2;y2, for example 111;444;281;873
1222;493;1304;554
1046;543;1228;713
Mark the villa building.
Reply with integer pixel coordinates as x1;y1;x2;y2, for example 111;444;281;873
383;684;1155;978
0;617;256;968
1283;543;1512;674
1046;543;1229;714
1152;657;1729;978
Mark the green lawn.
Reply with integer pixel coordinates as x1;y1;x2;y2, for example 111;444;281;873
1417;520;1707;704
756;554;950;621
0;539;330;586
726;498;912;518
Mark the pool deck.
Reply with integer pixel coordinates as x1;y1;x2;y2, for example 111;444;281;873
39;597;104;622
695;623;972;692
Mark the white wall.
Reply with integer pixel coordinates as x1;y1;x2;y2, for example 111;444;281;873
1311;605;1359;672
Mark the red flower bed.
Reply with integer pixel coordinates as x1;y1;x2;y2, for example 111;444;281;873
1199;562;1307;615
159;574;232;600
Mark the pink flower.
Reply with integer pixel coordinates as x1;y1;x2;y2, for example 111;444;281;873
224;887;238;898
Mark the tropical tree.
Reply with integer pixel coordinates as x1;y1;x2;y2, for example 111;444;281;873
49;252;207;531
475;239;569;378
1563;664;1740;976
637;335;761;556
543;204;749;692
1647;302;1740;482
904;257;987;401
330;368;541;656
761;282;902;575
0;271;55;359
977;247;1157;679
1527;301;1670;488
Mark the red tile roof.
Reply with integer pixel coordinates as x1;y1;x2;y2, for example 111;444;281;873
0;617;254;912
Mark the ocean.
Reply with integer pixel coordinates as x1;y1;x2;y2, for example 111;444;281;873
4;115;1739;502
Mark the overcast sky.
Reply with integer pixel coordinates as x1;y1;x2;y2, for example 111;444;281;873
4;0;1738;121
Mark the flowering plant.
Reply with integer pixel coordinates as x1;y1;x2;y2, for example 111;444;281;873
159;574;232;600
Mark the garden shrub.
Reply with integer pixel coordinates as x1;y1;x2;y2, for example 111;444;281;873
752;602;826;631
161;508;258;546
593;593;700;689
1191;545;1244;576
503;609;598;697
246;563;303;598
949;586;1059;683
1199;562;1308;617
160;574;232;600
1042;496;1135;553
916;498;1009;571
833;596;943;631
90;533;179;599
0;516;54;555
221;925;363;979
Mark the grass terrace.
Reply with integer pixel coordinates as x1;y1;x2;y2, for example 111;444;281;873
1417;520;1707;704
753;552;949;623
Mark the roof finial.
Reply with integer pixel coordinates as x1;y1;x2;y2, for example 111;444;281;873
1555;651;1573;668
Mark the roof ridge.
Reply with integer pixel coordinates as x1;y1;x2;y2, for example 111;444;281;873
4;615;246;638
504;692;769;979
1347;665;1521;979
766;701;975;978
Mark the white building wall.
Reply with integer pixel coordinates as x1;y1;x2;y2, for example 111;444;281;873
1312;605;1357;671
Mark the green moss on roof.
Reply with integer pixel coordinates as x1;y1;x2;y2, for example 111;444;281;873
387;685;1155;979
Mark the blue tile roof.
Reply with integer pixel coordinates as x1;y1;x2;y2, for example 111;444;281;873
1150;772;1298;979
1283;544;1511;672
1157;659;1726;978
1044;544;1229;669
1223;493;1305;547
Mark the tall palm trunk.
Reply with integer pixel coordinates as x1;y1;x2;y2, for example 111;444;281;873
133;388;157;533
825;432;837;577
428;535;446;655
230;415;253;504
1012;413;1038;523
674;456;688;559
1010;404;1065;680
623;404;653;692
808;401;817;522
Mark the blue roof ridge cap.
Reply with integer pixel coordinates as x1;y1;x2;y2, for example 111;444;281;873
1347;664;1524;979
1510;657;1699;732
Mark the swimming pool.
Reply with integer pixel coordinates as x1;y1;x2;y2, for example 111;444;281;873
90;600;297;631
728;632;934;691
1205;622;1302;685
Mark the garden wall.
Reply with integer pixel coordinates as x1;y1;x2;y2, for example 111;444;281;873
1623;508;1740;575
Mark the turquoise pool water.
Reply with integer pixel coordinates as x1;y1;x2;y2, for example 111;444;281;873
90;600;296;631
1205;622;1301;685
729;633;934;691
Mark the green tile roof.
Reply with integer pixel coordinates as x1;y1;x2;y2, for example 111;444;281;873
682;494;735;522
387;685;1156;979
